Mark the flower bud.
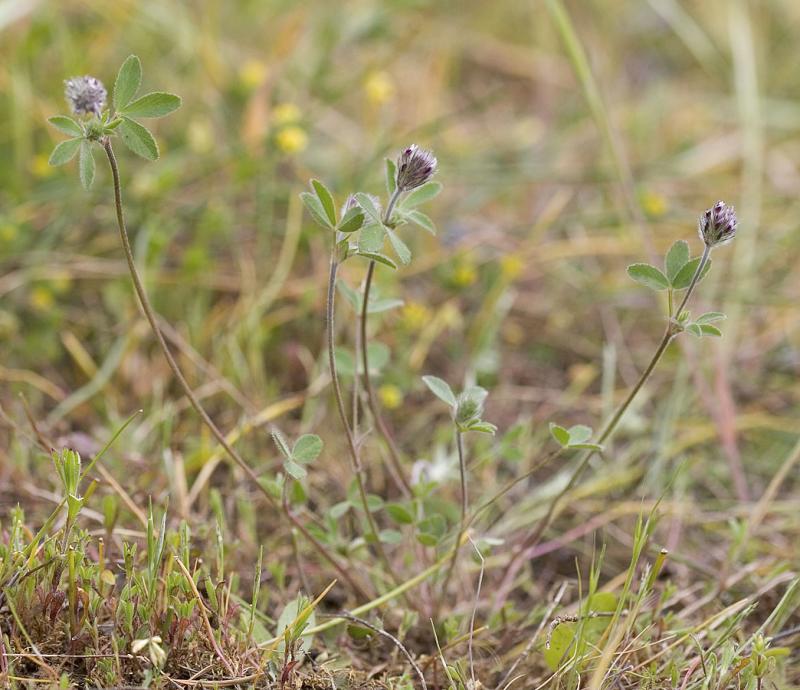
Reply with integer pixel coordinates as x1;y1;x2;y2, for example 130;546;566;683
455;392;484;428
341;193;382;219
698;201;737;248
64;76;107;116
396;144;437;192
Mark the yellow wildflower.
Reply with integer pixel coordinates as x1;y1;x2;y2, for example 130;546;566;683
500;254;523;281
452;259;477;287
364;71;395;106
378;384;403;410
401;302;432;331
239;59;268;89
30;286;54;312
275;125;308;154
640;190;668;218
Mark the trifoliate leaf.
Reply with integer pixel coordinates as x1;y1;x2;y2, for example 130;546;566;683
627;263;670;291
665;240;689;284
311;179;336;226
48;116;83;137
121;92;181;118
48;138;82;166
113;55;142;111
422;375;457;407
118;116;159;160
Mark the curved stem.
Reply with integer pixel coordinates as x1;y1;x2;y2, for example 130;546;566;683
673;245;711;319
326;251;398;587
103;140;368;600
492;248;712;609
103;140;266;499
360;261;413;496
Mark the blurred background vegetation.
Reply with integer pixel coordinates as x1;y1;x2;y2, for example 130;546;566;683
1;0;799;684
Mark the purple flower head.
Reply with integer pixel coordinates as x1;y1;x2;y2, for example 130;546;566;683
65;76;107;116
698;201;737;248
395;144;437;192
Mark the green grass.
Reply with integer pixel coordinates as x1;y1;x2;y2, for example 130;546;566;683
1;1;799;688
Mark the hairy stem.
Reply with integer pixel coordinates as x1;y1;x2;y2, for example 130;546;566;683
673;245;711;319
358;186;412;496
326;251;399;588
360;261;413;496
103;140;368;600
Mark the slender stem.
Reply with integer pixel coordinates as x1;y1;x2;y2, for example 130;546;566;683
103;140;368;600
384;187;402;222
360;261;413;496
103;140;267;498
465;447;563;531
493;248;712;608
326;251;398;586
358;186;412;496
438;430;467;603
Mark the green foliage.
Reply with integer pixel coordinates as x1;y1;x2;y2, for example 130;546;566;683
422;375;457;407
271;428;323;480
548;422;602;450
309;180;335;226
423;375;497;434
48;137;82;165
47;54;181;187
626;263;670;291
542;592;618;671
628;242;712;292
79;140;95;190
113;55;142;111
